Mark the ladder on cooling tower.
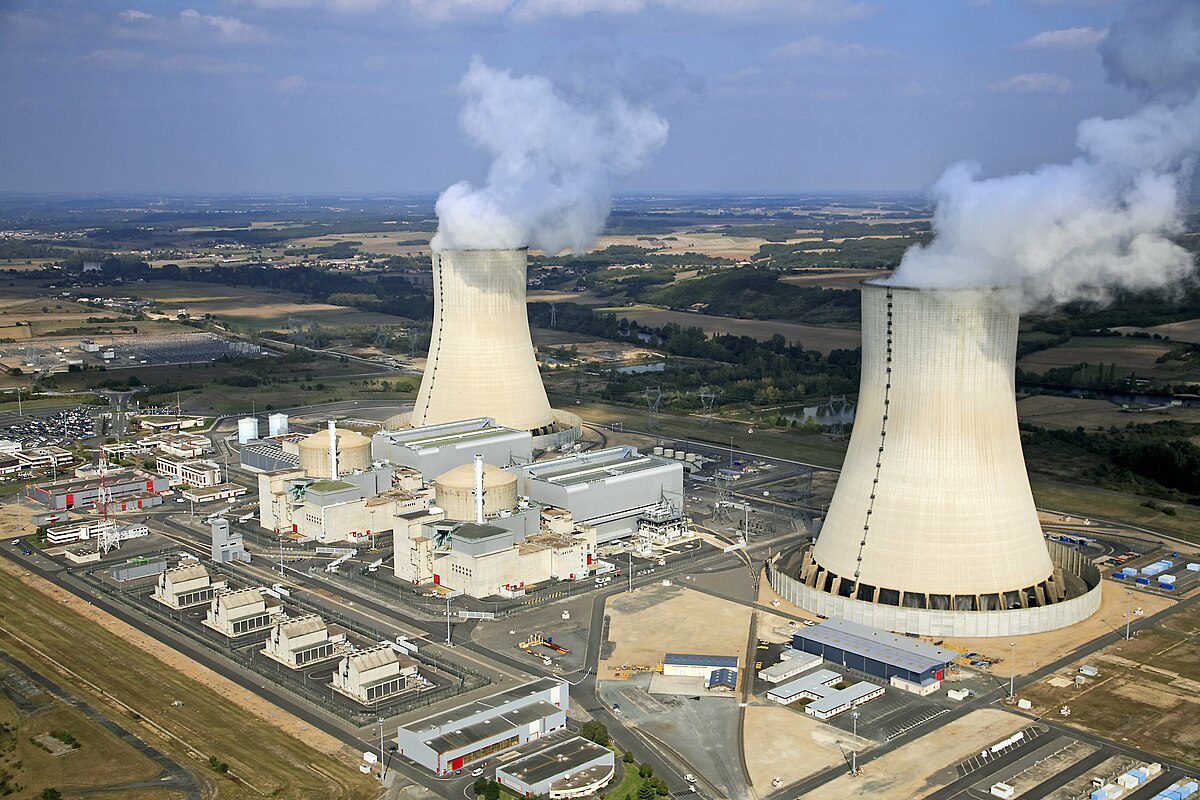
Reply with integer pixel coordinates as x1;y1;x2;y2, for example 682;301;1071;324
852;289;893;591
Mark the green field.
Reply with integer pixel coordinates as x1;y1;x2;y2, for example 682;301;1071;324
1030;477;1200;544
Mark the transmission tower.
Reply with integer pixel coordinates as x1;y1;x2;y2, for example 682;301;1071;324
698;386;720;427
713;475;734;523
549;303;557;328
644;387;662;433
95;458;120;555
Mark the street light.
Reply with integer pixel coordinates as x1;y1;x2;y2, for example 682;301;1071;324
1009;641;1016;701
851;710;860;776
378;717;387;784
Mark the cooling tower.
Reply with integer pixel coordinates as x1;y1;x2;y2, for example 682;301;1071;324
771;281;1100;637
412;248;556;435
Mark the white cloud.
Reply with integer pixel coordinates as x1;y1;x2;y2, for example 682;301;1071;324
772;34;892;60
989;72;1072;93
160;54;260;76
274;74;308;92
84;48;147;68
118;9;154;22
896;80;936;97
512;0;643;19
1017;26;1109;49
179;9;269;42
658;0;876;20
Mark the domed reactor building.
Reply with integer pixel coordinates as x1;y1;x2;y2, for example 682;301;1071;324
390;248;580;449
770;281;1101;637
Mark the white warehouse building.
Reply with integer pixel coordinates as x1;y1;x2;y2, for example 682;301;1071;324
509;446;684;542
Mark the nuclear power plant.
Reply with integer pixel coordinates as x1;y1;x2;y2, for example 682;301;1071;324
404;248;579;449
770;282;1102;637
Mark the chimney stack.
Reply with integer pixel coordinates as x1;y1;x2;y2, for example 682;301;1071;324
473;454;485;524
328;420;339;479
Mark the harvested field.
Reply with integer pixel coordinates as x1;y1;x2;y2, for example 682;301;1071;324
1017;336;1176;376
1115;318;1200;344
1017;394;1200;430
799;709;1026;800
0;558;380;799
282;230;432;257
591;306;860;353
780;269;889;290
594;232;822;260
526;290;610;307
601;583;751;675
1020;629;1200;767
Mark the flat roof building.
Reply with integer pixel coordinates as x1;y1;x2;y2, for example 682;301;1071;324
804;680;885;720
792;617;960;685
510;446;684;542
495;737;615;799
759;650;824;684
395;678;568;775
373;418;533;477
767;669;842;704
662;653;739;679
25;470;169;511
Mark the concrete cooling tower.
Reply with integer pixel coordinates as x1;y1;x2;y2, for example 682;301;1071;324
412;248;557;435
770;282;1100;637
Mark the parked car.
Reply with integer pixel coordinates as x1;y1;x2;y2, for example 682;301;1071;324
471;768;484;777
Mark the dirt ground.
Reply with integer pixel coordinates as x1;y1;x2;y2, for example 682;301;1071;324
799;708;1026;800
939;585;1174;679
742;702;848;790
601;583;752;675
1020;628;1200;766
0;558;354;763
590;306;861;353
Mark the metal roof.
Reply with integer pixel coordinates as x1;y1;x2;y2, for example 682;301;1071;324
664;653;738;668
498;736;611;786
805;681;882;716
424;701;561;754
279;615;327;638
707;668;738;688
759;652;822;680
450;522;511;541
767;669;842;700
520;446;676;487
403;677;563;737
795;617;960;674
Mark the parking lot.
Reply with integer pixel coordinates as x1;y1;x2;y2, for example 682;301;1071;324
0;404;95;447
1107;546;1200;596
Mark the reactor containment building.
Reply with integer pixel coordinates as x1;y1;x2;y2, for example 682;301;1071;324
770;281;1101;637
402;248;579;449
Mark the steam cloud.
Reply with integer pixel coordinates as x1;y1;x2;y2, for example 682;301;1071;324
890;0;1200;309
431;58;669;254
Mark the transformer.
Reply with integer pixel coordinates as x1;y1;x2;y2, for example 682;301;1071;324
775;282;1100;636
412;248;556;435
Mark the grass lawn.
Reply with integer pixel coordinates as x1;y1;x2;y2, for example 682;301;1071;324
0;564;380;800
1030;477;1200;544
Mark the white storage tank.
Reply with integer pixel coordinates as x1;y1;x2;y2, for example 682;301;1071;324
652;446;664;456
674;451;686;460
237;417;259;444
663;449;675;459
268;412;289;437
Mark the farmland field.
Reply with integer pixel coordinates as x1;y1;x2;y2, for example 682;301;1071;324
591;306;861;353
780;268;890;289
1017;336;1179;376
1016;394;1200;430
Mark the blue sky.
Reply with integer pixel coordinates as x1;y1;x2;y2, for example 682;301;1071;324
0;0;1138;196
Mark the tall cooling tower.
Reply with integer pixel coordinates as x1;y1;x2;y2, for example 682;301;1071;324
412;248;555;434
775;281;1101;636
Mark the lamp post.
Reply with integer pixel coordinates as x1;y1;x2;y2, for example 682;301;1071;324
1009;641;1016;701
445;595;452;646
851;710;860;776
1125;589;1132;641
378;717;386;783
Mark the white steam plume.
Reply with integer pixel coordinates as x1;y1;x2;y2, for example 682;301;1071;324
431;58;669;254
890;0;1200;309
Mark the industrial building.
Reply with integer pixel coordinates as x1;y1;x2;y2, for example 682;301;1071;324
152;563;221;609
372;417;533;476
262;615;337;669
767;668;841;704
765;667;884;719
25;470;170;511
155;455;222;487
791;617;960;688
662;653;740;682
495;737;615;799
240;437;302;472
139;432;210;459
259;466;430;543
773;283;1102;637
14;446;73;473
44;519;148;546
393;461;595;597
203;588;278;638
395;678;568;775
331;645;422;705
210;518;249;563
510;446;685;543
804;681;885;720
181;484;247;504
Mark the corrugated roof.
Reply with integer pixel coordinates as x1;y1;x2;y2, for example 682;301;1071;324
218;588;264;609
424;701;562;753
795;617;960;674
805;681;882;715
348;645;400;672
767;669;842;700
166;563;209;582
280;614;326;637
707;668;738;688
403;678;562;736
498;736;611;784
664;653;739;668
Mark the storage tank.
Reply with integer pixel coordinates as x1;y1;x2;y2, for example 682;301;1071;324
434;462;518;521
237;417;258;444
674;451;686;460
298;427;371;478
652;446;664;456
663;449;675;459
268;412;289;437
411;248;555;434
685;453;697;462
783;281;1095;635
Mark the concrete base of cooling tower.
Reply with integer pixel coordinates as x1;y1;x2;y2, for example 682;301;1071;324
383;409;581;451
769;541;1102;638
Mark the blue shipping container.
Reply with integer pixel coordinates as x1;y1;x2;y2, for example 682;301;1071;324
1136;577;1151;585
1092;790;1108;800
